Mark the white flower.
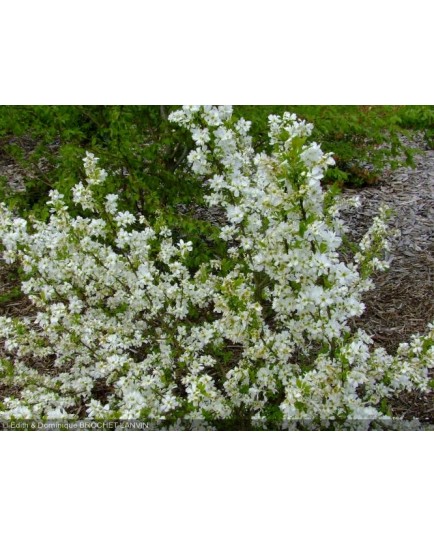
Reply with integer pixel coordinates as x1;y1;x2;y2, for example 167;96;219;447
46;407;70;420
191;127;210;146
72;182;95;211
226;205;245;224
105;194;119;214
177;239;193;257
114;211;136;227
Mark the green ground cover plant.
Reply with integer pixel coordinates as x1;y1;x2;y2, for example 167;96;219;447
235;105;434;186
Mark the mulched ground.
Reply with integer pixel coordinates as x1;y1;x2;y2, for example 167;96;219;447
1;134;433;425
340;136;434;423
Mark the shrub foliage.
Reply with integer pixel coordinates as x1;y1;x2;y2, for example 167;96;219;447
0;106;432;429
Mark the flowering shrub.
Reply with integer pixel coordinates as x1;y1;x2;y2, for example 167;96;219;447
0;105;433;429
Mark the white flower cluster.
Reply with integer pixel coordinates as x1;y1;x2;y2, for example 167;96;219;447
0;107;433;430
